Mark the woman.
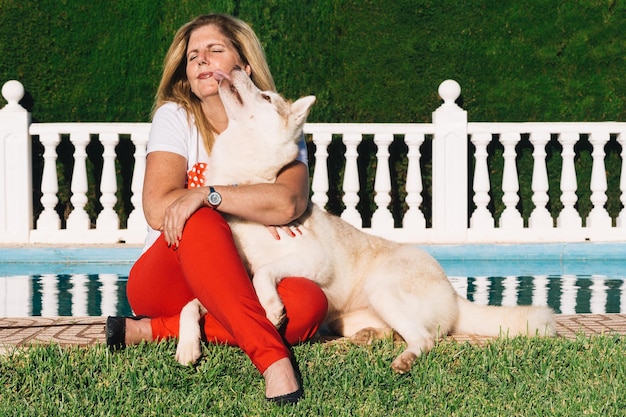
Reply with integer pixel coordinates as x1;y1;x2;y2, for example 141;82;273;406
105;13;328;405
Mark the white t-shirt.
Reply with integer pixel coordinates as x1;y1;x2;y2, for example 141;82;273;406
142;102;308;251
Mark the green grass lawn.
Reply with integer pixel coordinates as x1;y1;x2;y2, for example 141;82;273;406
1;335;624;416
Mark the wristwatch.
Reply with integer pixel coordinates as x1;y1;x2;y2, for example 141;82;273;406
207;186;222;208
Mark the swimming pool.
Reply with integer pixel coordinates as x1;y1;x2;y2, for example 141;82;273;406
1;243;624;317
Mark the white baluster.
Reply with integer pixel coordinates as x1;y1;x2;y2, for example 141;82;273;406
66;132;91;230
99;273;118;316
528;131;553;228
501;276;519;306
499;132;523;228
617;132;626;227
40;274;59;317
531;275;549;307
587;131;611;228
37;133;61;230
341;133;362;227
560;274;578;314
589;275;608;314
402;133;426;229
371;133;394;229
127;131;149;230
70;274;88;316
557;132;582;228
310;132;331;209
470;132;494;228
96;133;120;230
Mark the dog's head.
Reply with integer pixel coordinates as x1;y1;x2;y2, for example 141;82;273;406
214;67;316;147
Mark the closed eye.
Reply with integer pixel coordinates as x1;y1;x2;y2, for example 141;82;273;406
261;93;272;103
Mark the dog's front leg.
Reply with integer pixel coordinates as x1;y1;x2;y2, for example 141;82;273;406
252;266;285;328
175;298;207;366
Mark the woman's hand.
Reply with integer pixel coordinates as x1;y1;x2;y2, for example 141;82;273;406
265;223;302;240
162;188;207;247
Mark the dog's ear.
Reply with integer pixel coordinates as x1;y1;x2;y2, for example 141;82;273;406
290;96;316;125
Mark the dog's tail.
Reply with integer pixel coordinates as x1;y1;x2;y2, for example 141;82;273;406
452;295;555;337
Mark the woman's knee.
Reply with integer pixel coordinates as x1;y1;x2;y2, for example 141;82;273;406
279;277;328;327
184;207;230;235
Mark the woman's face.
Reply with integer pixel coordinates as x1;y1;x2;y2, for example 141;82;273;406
185;24;247;102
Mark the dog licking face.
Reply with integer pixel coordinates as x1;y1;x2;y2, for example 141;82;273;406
215;67;315;137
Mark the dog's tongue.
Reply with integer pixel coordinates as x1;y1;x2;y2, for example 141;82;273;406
213;69;231;82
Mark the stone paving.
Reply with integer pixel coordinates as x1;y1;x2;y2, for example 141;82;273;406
1;314;626;354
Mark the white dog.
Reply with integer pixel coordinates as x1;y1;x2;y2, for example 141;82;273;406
175;67;555;372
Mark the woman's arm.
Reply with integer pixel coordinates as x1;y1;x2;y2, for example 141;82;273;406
214;159;309;225
142;151;208;245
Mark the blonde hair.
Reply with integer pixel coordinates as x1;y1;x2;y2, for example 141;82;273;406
153;14;276;154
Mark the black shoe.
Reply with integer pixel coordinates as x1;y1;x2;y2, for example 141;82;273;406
105;316;146;352
266;388;303;405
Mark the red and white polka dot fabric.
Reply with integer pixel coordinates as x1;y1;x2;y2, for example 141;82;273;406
187;162;207;188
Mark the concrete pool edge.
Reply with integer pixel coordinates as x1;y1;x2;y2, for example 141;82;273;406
2;242;624;263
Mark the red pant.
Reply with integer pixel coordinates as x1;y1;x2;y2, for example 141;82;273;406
127;208;328;373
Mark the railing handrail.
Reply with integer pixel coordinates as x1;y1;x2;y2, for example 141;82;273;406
29;122;151;135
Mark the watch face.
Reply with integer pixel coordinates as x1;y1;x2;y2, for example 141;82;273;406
208;192;221;206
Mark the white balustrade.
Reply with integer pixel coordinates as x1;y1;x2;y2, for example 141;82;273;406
529;132;552;229
97;133;121;231
402;132;426;230
619;133;626;227
371;133;394;230
557;132;583;230
587;131;612;228
1;79;624;244
37;131;62;230
432;79;468;241
66;132;91;230
309;130;331;209
470;132;494;229
499;133;524;229
0;81;31;243
126;131;149;233
340;132;362;227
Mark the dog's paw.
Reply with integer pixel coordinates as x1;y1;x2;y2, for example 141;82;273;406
349;327;390;345
175;340;202;366
260;295;286;328
267;307;286;328
391;351;418;374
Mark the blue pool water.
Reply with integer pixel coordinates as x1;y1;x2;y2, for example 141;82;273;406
1;243;624;317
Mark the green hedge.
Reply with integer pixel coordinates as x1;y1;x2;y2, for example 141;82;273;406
1;0;624;123
1;1;623;226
